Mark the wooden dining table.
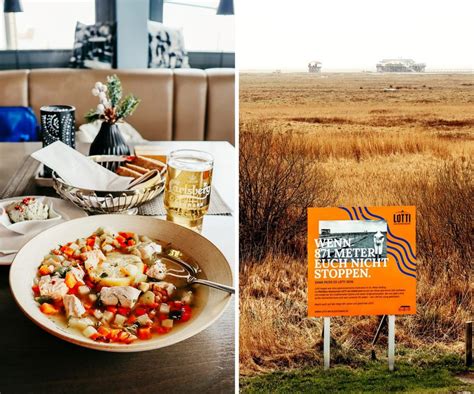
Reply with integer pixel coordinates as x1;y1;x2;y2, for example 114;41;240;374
0;141;236;393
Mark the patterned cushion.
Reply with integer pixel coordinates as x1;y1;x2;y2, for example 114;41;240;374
70;22;116;69
148;21;189;69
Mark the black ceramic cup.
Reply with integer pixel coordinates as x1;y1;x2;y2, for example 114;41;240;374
40;105;76;177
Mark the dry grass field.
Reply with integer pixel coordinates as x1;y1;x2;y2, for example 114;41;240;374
239;72;474;376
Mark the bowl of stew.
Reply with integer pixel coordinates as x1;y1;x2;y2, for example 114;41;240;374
9;215;233;352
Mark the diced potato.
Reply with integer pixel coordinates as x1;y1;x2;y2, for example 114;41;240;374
93;309;103;320
69;317;94;330
89;293;98;302
102;310;114;323
134;274;148;285
181;291;193;305
138;282;150;292
159;303;170;314
114;314;127;327
139;291;155;306
43;258;61;267
104;236;114;244
136;314;152;326
70;243;79;250
78;286;90;295
102;244;114;253
162;319;173;329
82;326;98;338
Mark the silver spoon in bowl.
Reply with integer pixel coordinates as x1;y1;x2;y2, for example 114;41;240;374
152;252;235;294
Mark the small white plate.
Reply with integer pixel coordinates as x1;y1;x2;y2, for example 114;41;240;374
0;197;62;235
0;196;87;265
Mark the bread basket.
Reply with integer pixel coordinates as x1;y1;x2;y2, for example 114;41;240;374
52;155;166;214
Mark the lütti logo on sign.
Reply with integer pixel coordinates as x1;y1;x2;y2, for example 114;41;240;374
393;210;411;225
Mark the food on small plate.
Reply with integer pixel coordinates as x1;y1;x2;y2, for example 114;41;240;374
33;227;194;344
116;155;165;179
6;197;50;223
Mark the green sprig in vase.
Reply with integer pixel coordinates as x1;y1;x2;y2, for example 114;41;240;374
86;75;140;157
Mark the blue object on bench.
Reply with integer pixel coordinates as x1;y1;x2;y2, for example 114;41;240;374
0;107;39;142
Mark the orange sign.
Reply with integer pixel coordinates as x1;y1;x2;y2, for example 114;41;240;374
308;206;416;317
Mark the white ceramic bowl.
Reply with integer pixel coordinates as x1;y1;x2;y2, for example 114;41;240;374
9;215;233;352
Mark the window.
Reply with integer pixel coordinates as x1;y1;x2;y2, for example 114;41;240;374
163;0;235;52
0;14;6;49
14;0;95;49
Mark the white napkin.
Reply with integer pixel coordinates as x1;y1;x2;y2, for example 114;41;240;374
30;141;132;191
77;120;146;144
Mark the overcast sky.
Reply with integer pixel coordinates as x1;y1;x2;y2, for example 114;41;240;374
237;0;474;70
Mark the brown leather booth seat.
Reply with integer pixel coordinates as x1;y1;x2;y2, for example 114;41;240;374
0;68;235;144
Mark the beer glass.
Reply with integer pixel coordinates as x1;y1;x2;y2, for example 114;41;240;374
164;149;214;232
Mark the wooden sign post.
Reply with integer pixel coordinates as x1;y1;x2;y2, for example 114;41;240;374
308;206;417;371
388;315;395;371
323;317;330;370
466;321;473;367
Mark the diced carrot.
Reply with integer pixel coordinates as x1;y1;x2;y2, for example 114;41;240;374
115;235;126;245
68;282;82;295
40;303;59;315
117;331;130;342
82;299;93;310
86;237;96;247
134;307;147;316
137;327;152;340
118;307;130;316
127;315;137;324
38;265;50;276
119;232;135;239
32;285;40;296
90;333;100;341
109;329;121;341
106;306;117;314
98;326;111;338
155;326;171;335
65;272;77;289
61;247;74;257
85;246;92;251
180;312;191;322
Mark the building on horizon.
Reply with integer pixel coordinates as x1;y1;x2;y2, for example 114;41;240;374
308;60;322;73
376;58;426;72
